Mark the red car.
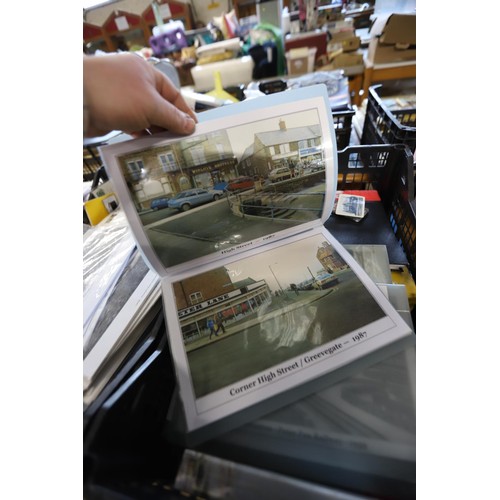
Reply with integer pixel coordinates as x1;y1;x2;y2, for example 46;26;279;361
227;176;255;192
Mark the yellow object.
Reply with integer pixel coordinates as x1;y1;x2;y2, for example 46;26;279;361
197;51;234;65
205;71;239;103
84;194;118;226
390;265;416;310
181;46;197;61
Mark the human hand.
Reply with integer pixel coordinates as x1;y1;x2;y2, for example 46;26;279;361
83;52;197;138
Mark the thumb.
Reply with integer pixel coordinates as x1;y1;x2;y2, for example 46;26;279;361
149;70;197;135
149;98;197;135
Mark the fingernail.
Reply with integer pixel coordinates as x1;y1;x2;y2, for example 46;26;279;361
184;115;196;133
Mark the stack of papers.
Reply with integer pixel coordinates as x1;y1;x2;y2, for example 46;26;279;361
83;209;161;408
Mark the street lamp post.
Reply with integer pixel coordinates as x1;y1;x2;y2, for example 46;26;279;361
269;264;284;294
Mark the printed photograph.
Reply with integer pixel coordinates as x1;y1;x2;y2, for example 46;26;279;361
335;194;366;218
172;234;388;399
116;109;329;268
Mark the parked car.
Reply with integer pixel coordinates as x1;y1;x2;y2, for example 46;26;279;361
213;181;228;191
150;196;172;210
167;188;225;211
268;167;292;182
309;159;325;172
227;176;255;192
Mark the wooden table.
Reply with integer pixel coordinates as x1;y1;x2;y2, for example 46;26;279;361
356;58;416;106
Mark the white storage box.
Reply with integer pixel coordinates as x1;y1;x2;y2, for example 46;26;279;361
190;56;254;92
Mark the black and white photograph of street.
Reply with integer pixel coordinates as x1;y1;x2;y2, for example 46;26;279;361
173;234;387;399
117;108;329;268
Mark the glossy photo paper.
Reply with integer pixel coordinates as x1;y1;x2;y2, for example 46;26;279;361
101;85;413;440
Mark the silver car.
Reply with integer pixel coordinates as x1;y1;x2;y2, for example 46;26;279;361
167;188;225;212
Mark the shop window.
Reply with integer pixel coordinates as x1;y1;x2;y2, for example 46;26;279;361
195;172;212;189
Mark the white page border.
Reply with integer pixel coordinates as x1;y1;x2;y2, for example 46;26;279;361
100;85;337;279
162;226;412;432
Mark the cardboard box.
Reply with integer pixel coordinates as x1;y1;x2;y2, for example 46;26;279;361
329;30;361;52
329;50;364;69
285;47;317;75
367;13;416;64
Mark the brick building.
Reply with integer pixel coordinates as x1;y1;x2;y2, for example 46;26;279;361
173;269;272;344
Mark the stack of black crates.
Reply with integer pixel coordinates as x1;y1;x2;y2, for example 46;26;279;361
361;83;416;154
336;81;416;282
336;144;416;282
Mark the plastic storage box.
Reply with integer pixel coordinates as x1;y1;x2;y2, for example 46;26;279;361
149;21;188;57
191;56;254;92
336;144;416;280
361;83;416;153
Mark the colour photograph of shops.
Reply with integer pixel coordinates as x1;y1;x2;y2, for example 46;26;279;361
173;236;387;398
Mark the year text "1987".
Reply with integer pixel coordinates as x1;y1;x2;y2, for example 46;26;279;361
352;331;367;342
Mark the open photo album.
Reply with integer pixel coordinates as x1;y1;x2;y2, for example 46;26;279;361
100;85;413;442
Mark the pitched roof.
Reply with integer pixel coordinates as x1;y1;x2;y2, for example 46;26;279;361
238;143;255;163
256;124;321;147
84;0;152;26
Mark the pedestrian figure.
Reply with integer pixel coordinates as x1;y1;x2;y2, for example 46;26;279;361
216;314;226;334
208;318;216;339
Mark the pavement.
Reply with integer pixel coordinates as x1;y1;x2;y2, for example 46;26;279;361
185;288;333;353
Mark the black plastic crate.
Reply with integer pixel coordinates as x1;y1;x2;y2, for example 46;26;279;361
361;84;416;153
84;145;103;182
336;144;416;280
332;105;355;150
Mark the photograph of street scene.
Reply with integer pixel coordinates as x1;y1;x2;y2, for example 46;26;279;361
116;108;329;268
172;234;387;399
